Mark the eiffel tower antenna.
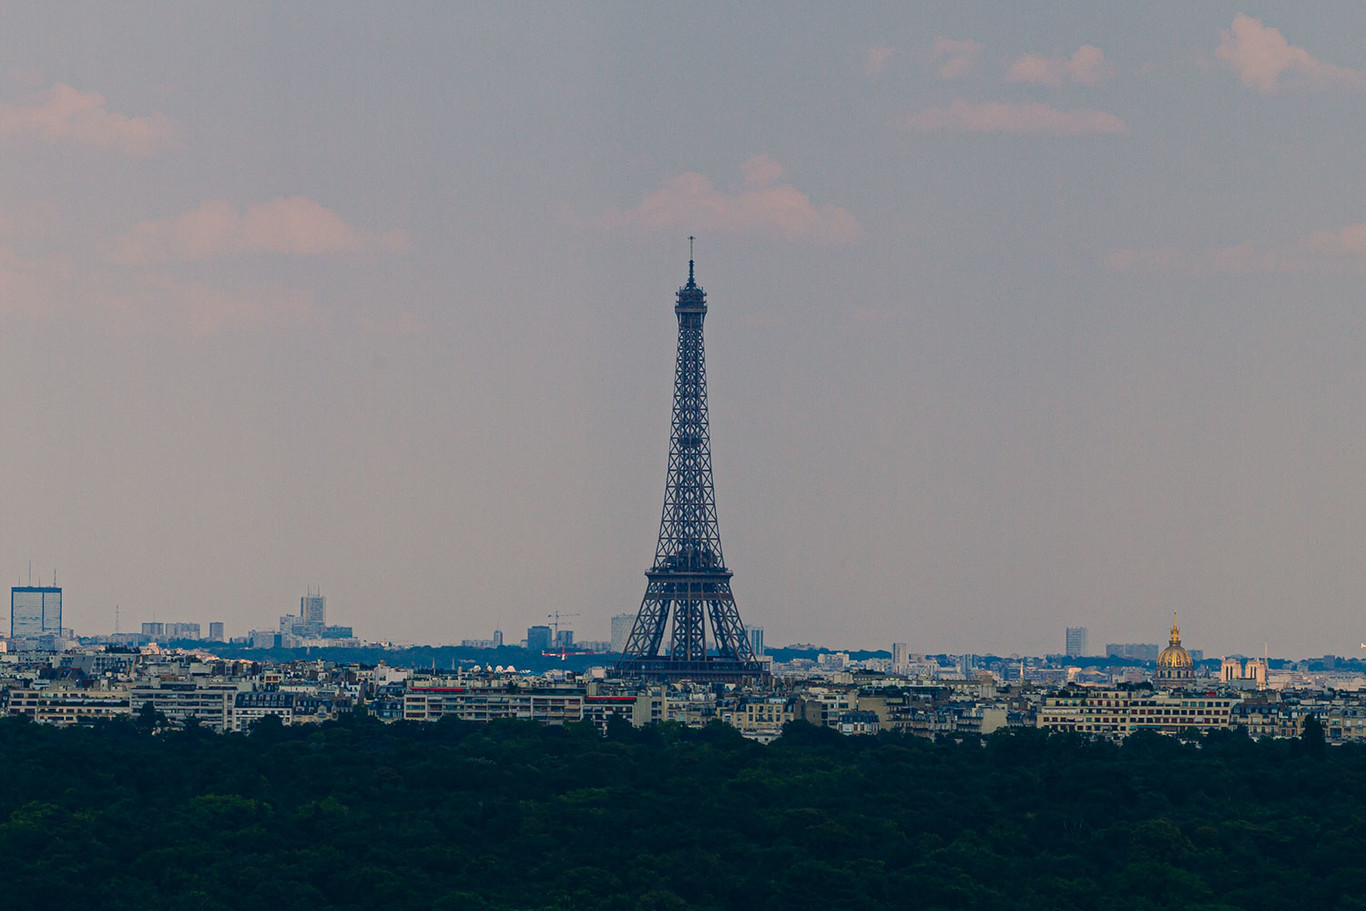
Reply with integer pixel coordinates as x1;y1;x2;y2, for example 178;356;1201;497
616;246;765;683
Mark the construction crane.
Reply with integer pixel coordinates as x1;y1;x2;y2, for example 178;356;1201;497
547;611;580;661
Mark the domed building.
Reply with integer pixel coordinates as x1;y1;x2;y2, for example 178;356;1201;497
1155;613;1195;687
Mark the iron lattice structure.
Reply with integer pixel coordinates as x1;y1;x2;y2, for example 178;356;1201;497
617;256;765;683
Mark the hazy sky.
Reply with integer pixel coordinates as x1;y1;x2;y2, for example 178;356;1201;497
4;4;1366;657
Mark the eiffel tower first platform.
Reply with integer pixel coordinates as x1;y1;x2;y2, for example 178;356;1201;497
616;246;767;683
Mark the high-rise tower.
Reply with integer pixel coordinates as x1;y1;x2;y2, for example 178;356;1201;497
617;248;765;682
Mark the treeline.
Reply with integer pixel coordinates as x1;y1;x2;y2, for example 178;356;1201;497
0;714;1359;910
167;642;606;674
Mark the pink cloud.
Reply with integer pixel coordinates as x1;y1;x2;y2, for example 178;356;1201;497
101;271;321;336
1107;222;1366;275
600;155;861;245
0;246;71;318
931;37;982;79
0;83;175;157
109;197;408;264
864;45;896;77
1216;14;1365;92
903;100;1127;135
1007;46;1109;86
1306;223;1366;255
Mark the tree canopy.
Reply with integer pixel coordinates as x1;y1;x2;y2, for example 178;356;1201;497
0;715;1359;909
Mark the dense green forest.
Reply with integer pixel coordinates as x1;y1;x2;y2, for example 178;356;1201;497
0;714;1361;910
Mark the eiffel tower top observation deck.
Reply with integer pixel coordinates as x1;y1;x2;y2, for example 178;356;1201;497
616;245;765;682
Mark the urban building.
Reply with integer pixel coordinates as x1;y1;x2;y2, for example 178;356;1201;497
1038;689;1240;739
301;592;326;625
748;627;765;657
1155;614;1196;687
527;625;552;653
6;686;131;725
892;642;910;671
1221;656;1268;690
129;679;246;732
1065;627;1088;658
209;621;225;642
610;613;635;653
1106;643;1161;662
162;622;201;640
403;683;632;731
11;586;61;638
232;691;295;731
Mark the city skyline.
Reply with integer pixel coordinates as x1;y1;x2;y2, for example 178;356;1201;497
4;6;1366;656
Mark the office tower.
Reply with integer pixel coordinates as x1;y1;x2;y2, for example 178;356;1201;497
1065;626;1088;658
747;626;765;657
163;622;201;640
610;613;635;653
527;625;552;652
12;586;61;638
892;642;910;669
209;621;225;642
301;592;326;625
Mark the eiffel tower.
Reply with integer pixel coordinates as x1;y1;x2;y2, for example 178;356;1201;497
617;244;766;682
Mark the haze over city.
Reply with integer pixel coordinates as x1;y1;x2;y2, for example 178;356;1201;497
3;4;1366;658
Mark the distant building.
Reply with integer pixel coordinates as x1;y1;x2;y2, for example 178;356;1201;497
163;622;201;640
1222;656;1267;690
12;586;61;638
129;680;242;732
249;629;278;649
1154;614;1195;687
527;625;552;653
610;613;635;653
209;621;225;642
892;642;910;670
747;626;765;657
301;593;326;625
493;629;504;648
142;622;164;638
1038;688;1240;739
554;629;574;648
1106;642;1160;662
1065;627;1088;658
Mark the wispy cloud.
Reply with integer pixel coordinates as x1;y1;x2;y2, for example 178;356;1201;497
599;155;862;245
0;246;71;319
0;83;176;157
930;37;982;79
1007;46;1109;87
1106;222;1366;275
1216;14;1365;92
864;45;896;77
98;271;321;336
108;197;408;265
903;100;1127;135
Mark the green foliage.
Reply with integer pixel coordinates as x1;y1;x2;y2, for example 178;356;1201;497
0;716;1360;908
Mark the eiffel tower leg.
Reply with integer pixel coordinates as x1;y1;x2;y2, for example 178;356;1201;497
706;588;754;662
621;583;669;663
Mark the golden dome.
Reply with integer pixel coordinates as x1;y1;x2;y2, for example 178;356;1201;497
1156;612;1193;669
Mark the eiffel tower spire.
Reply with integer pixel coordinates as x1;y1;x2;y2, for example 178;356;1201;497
617;248;765;682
